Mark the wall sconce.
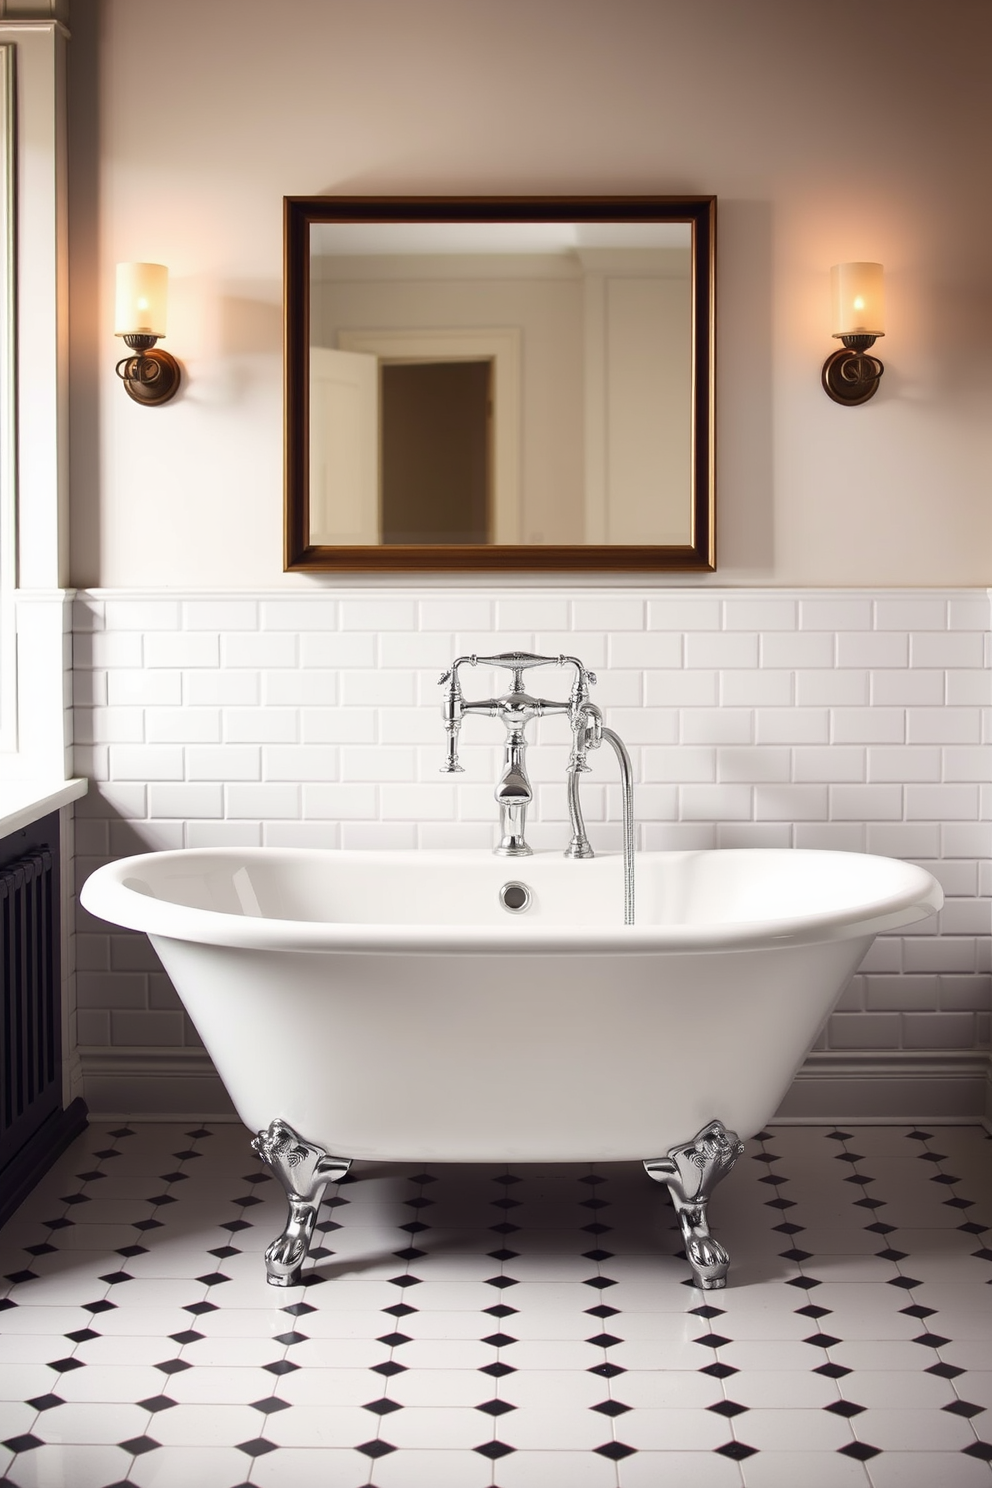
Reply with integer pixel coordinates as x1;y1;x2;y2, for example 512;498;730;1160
114;262;181;406
822;262;885;405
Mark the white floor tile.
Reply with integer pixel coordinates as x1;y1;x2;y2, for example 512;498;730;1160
736;1406;854;1451
852;1406;979;1451
741;1450;872;1486
147;1400;263;1446
33;1399;149;1443
261;1401;377;1448
389;1365;512;1408
368;1447;509;1488
4;1441;133;1487
0;1403;34;1438
865;1451;992;1488
127;1444;260;1488
494;1448;623;1486
0;1365;57;1403
610;1406;730;1452
374;1404;491;1449
621;1452;747;1486
724;1369;839;1410
251;1445;400;1488
609;1369;722;1410
165;1364;279;1404
54;1363;164;1403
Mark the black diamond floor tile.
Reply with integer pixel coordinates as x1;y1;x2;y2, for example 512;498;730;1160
357;1440;397;1458
839;1442;881;1461
121;1435;160;1455
250;1397;291;1415
716;1441;758;1460
2;1434;43;1453
944;1400;984;1418
591;1399;630;1416
235;1438;277;1457
595;1441;637;1459
708;1400;749;1417
825;1400;865;1418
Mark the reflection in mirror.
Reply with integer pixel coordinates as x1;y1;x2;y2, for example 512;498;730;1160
285;199;715;572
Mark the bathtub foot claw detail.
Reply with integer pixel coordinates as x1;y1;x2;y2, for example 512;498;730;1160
251;1118;351;1287
644;1119;744;1290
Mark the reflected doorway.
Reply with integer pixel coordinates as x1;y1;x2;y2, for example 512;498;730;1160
381;361;492;545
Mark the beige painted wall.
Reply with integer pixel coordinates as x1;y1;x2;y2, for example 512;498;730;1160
67;0;992;587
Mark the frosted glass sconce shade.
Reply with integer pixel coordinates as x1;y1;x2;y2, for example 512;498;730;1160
114;262;168;336
831;262;885;337
114;261;181;406
822;261;885;405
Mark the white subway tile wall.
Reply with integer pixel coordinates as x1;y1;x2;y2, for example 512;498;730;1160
72;589;991;1061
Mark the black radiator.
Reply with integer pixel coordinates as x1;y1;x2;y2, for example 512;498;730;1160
1;841;59;1166
0;810;87;1227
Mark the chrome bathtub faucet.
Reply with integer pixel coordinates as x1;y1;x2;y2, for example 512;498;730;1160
438;651;635;923
439;651;596;856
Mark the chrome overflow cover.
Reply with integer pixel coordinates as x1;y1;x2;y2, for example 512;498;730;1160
499;881;532;914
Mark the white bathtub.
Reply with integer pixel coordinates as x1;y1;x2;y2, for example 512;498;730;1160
82;845;941;1163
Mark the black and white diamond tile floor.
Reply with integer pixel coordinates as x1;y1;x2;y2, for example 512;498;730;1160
1;1122;991;1487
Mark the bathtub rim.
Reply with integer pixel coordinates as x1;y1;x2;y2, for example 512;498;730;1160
81;845;943;956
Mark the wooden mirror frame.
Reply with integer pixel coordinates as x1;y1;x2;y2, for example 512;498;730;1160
284;195;715;573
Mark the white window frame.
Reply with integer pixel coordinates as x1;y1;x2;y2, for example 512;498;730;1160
0;42;16;752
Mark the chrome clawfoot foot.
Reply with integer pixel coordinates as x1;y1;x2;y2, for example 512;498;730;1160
251;1118;351;1287
644;1119;744;1290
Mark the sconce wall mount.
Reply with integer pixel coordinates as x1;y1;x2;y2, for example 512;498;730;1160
116;334;181;406
822;262;885;406
114;262;181;406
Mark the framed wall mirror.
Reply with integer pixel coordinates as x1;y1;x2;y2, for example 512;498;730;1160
284;195;715;572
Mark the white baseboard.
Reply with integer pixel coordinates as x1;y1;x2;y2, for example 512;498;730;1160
80;1048;236;1123
774;1050;991;1124
78;1046;992;1127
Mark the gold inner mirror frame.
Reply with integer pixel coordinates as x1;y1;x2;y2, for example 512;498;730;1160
284;195;715;573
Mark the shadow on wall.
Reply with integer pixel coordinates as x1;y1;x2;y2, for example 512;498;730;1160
75;810;199;1053
67;0;103;590
716;198;774;574
219;293;283;357
166;282;282;408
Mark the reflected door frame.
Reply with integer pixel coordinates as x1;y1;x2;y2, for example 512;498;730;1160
338;327;522;545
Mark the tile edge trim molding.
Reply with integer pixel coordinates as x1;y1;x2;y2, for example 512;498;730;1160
76;1047;992;1124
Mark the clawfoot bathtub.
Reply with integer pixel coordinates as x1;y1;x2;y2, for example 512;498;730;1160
81;846;941;1289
